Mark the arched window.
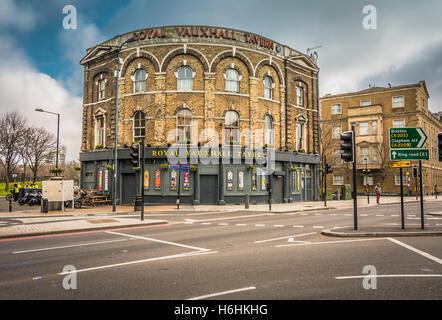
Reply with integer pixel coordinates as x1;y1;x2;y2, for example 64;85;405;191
133;111;145;140
134;69;146;92
177;66;193;91
264;115;274;146
264;75;273;99
225;111;239;144
177;109;193;143
225;68;239;93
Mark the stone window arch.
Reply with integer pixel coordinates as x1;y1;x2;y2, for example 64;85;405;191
264;114;274;147
176;66;194;91
263;75;274;99
225;111;240;145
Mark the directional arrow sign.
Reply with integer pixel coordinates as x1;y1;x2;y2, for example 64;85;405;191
390;149;429;161
390;127;428;149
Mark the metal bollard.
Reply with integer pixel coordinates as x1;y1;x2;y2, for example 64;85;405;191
245;193;250;209
9;198;12;212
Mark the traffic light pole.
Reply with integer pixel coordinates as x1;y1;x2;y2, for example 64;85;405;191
352;125;358;230
400;167;405;229
324;156;327;207
140;139;145;221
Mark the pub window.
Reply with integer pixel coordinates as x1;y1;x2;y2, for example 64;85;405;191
133;111;145;140
134;69;147;92
227;170;234;191
263;75;273;99
170;170;177;191
154;170;161;190
177;66;193;91
225;68;239;93
98;79;106;100
176;109;192;143
225;111;240;145
252;171;257;191
238;171;244;191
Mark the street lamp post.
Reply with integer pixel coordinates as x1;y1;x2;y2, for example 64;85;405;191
35;108;60;175
112;37;137;212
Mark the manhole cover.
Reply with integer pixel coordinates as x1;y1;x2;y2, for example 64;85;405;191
87;219;118;224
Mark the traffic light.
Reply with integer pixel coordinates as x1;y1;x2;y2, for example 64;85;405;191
325;163;333;174
340;131;354;162
438;132;442;162
413;166;418;178
130;143;140;168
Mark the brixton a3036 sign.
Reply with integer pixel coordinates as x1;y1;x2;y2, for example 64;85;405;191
389;127;429;161
390;127;427;149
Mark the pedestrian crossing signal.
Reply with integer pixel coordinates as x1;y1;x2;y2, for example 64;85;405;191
340;131;354;163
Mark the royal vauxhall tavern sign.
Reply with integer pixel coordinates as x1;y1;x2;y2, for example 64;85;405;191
389;127;429;161
131;26;283;53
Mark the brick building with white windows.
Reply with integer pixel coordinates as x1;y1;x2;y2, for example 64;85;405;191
320;81;442;196
79;25;320;205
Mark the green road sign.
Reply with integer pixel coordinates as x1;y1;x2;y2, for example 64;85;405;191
390;127;428;149
390;149;429;161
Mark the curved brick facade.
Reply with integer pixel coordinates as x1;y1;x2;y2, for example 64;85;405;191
79;26;321;205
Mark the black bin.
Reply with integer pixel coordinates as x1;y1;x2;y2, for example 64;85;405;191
133;195;143;211
41;198;48;213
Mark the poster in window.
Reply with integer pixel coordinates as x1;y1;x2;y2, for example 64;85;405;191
144;170;149;190
252;171;257;191
170;170;177;191
183;172;190;190
261;175;266;191
227;170;233;191
98;170;103;191
238;171;244;190
104;170;109;191
155;170;161;190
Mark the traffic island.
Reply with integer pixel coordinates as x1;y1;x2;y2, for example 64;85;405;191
321;226;442;238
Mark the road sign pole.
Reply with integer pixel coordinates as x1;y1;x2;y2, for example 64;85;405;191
400;167;405;230
419;160;424;229
352;125;358;230
324;156;327;207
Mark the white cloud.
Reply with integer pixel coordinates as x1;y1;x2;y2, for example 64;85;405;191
0;35;82;161
0;0;37;30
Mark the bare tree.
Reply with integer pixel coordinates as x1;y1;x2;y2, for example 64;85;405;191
22;127;56;182
0;111;27;191
318;121;334;162
374;139;390;186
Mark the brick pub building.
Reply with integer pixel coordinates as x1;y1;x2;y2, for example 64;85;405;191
79;26;320;205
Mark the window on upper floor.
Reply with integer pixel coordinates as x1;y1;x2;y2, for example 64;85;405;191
225;69;239;93
333;175;344;185
359;122;369;136
263;76;273;100
393;120;405;128
176;109;193;143
95;114;105;147
360;100;371;106
225;111;240;144
372;120;378;135
393;96;404;108
332;103;342;115
333;126;342;139
360;146;370;164
133;111;145;140
296;86;304;106
264;115;274;146
177;66;193;91
134;69;146;92
98;79;106;100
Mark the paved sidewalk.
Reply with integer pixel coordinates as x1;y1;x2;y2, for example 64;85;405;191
0;215;168;239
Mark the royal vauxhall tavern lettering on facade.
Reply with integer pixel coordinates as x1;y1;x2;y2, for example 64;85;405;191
79;25;320;205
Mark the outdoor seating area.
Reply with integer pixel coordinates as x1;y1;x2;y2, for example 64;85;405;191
77;189;111;207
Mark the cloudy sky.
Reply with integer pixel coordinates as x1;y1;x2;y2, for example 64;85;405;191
0;0;441;160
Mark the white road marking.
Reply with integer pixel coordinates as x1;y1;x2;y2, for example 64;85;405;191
106;231;210;252
255;232;316;244
273;225;284;227
187;213;272;223
236;224;247;226
255;224;265;227
387;238;442;265
360;214;368;217
186;286;256;300
391;215;399;217
201;222;212;225
218;223;229;226
312;226;325;229
336;274;442;280
58;250;217;275
13;238;130;254
292;225;304;228
276;238;385;248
